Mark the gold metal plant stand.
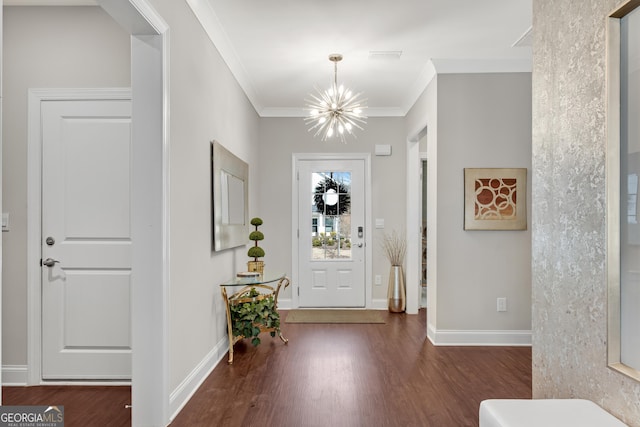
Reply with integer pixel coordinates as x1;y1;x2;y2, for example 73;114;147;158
220;273;290;364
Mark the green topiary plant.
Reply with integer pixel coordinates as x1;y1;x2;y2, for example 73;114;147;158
248;217;265;261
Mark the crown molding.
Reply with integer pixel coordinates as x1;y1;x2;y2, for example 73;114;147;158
186;0;263;114
259;106;405;118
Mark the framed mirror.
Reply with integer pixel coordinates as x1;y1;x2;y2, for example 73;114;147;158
607;0;640;381
212;141;249;251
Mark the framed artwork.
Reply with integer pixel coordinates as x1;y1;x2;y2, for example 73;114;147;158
464;168;527;230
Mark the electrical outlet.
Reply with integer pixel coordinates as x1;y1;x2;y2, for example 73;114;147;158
375;275;382;285
497;297;507;312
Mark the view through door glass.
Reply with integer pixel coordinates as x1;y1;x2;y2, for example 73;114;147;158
311;171;352;260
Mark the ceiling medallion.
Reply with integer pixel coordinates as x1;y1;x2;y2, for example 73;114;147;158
304;54;367;143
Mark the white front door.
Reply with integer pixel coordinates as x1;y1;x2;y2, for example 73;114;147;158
41;98;132;380
297;159;366;307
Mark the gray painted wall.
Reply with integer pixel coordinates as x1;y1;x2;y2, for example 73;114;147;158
436;73;532;332
2;6;131;368
532;1;640;424
147;0;261;392
407;73;532;340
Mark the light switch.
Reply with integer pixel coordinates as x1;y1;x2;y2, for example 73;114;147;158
2;213;9;232
375;218;385;229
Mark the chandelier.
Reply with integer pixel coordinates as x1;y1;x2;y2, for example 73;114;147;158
304;54;367;143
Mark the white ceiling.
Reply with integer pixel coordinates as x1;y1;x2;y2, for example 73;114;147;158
188;0;532;117
5;0;533;117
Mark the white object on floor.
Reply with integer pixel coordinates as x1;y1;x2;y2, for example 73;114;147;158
479;399;628;427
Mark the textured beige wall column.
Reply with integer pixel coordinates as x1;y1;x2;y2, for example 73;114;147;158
532;1;640;425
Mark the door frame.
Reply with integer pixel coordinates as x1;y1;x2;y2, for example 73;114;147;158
291;153;372;309
27;88;132;386
22;1;170;425
406;128;428;315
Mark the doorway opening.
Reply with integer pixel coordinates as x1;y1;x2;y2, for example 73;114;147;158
421;159;428;308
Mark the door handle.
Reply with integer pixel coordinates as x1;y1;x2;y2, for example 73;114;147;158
357;243;363;248
42;258;60;267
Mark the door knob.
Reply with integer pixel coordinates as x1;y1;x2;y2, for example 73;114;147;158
357;243;363;248
42;258;60;267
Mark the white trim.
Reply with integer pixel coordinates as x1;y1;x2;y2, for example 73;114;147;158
169;338;227;422
291;153;373;309
401;60;437;117
129;32;171;427
260;106;405;118
2;366;28;386
277;298;292;310
96;2;171;425
27;88;132;386
185;0;262;114
405;138;423;315
427;324;532;346
370;298;388;310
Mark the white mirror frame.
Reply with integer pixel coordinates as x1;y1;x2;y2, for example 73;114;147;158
607;0;640;382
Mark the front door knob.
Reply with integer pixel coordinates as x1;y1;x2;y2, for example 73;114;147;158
42;258;60;267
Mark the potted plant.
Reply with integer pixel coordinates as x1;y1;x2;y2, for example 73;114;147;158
229;287;280;346
247;217;265;275
381;230;407;312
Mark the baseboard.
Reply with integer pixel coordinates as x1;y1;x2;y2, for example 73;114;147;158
277;298;292;309
427;324;531;346
370;298;387;310
2;365;28;385
169;338;228;421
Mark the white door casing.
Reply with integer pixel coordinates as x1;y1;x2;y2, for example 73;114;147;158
24;2;170;423
41;98;132;380
297;158;366;307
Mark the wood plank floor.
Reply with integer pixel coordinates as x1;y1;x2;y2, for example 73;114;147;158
2;385;131;426
2;309;531;427
171;309;531;427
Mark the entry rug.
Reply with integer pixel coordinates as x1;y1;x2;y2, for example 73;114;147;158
284;309;385;324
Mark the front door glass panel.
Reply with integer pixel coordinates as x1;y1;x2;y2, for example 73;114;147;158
310;171;352;260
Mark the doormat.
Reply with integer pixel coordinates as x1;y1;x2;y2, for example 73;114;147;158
284;309;385;324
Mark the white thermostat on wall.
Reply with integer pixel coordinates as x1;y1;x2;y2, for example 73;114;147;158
375;144;392;156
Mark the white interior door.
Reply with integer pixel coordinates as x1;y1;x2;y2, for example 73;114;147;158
298;159;365;307
41;98;132;380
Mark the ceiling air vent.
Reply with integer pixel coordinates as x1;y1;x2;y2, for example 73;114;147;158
368;51;403;60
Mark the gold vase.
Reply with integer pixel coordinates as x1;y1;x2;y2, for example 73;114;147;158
247;260;265;276
387;265;406;313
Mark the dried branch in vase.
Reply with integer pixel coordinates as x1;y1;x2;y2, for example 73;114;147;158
381;230;406;266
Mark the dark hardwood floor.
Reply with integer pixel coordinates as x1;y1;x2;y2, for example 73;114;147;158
2;385;131;426
3;309;531;427
171;309;531;427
